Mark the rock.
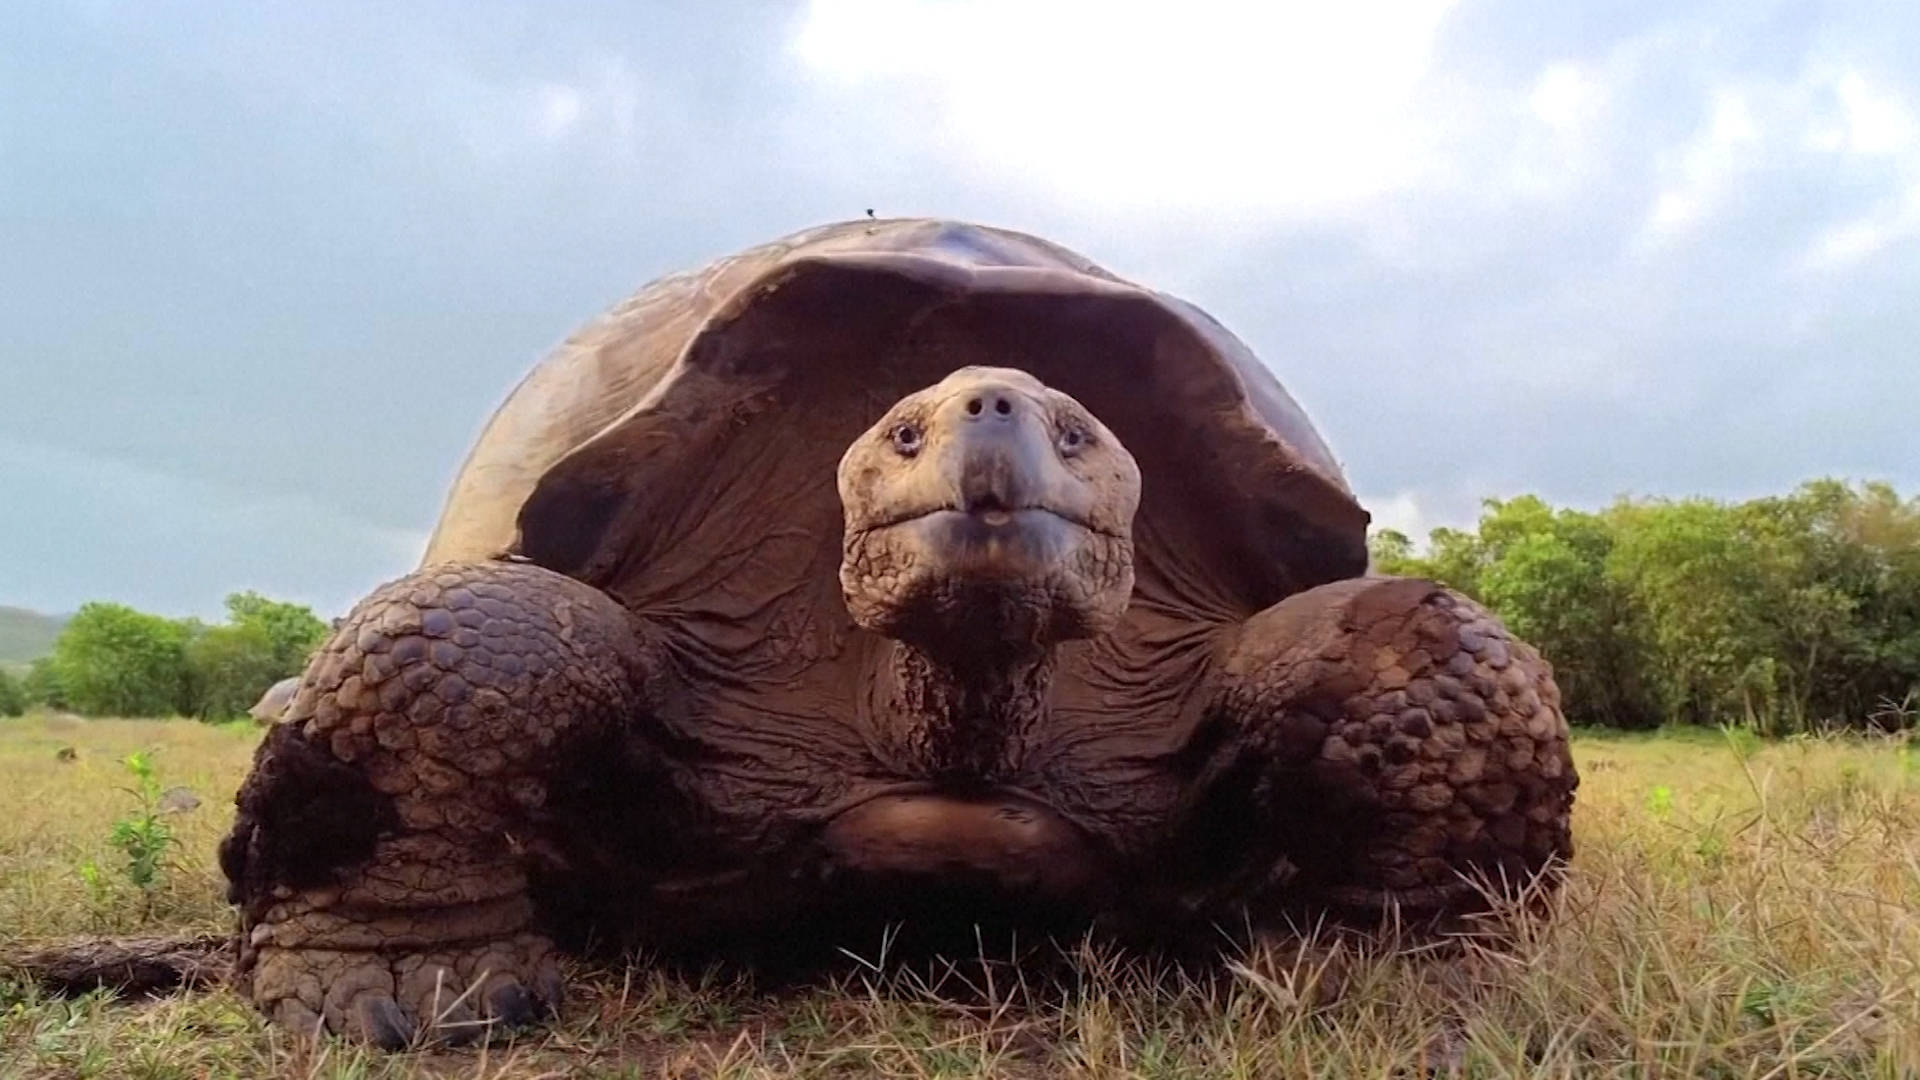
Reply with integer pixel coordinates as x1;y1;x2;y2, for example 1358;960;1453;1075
157;786;201;813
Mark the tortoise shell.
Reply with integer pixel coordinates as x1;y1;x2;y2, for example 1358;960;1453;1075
423;218;1368;630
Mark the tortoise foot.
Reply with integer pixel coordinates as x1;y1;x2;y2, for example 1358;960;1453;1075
252;932;563;1050
1212;576;1578;922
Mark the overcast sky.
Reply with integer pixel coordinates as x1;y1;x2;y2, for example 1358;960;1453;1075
4;0;1917;621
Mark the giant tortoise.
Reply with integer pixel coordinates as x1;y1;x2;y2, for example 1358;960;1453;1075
247;676;301;725
217;218;1578;1047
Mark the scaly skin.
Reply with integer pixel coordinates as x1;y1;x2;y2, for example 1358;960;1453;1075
218;561;660;1047
1206;576;1578;917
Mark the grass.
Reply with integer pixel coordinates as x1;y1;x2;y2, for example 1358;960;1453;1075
1;713;1916;1078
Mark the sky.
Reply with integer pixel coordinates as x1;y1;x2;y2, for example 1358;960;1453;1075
3;0;1918;621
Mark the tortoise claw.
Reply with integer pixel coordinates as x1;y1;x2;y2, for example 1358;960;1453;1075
534;966;565;1014
428;998;483;1047
360;996;415;1051
272;998;328;1042
487;982;540;1029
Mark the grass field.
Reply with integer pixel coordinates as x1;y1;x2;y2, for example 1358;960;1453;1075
1;714;1915;1078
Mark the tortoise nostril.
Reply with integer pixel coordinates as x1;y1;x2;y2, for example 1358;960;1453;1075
959;389;1024;421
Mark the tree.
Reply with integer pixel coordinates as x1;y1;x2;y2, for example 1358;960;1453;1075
1742;480;1920;727
1480;511;1657;729
182;621;282;721
1366;481;1919;733
34;592;329;722
0;668;24;717
221;591;328;676
1365;521;1489;596
1367;528;1416;572
177;592;330;721
1603;498;1784;726
1422;525;1490;597
22;656;66;710
50;603;189;717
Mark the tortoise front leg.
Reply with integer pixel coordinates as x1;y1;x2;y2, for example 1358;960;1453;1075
217;562;663;1047
1202;577;1579;920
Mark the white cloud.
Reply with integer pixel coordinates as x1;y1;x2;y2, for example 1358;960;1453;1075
1794;69;1920;271
1641;87;1760;241
1360;490;1435;540
1642;63;1920;258
532;83;585;140
1809;70;1917;155
791;0;1459;218
1798;181;1920;271
1530;63;1607;135
1493;58;1617;202
449;61;655;160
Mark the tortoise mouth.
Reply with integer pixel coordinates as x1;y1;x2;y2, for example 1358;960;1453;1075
819;784;1104;901
857;504;1114;539
903;508;1100;583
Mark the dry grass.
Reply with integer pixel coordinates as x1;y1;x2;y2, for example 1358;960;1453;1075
1;713;1916;1078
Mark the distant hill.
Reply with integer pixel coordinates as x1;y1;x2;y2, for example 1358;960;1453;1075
0;606;68;671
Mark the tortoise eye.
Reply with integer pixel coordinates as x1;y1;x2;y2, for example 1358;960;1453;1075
1057;424;1091;457
890;422;923;457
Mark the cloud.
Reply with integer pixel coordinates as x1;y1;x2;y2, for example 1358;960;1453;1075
1796;70;1920;271
1358;490;1442;543
532;83;585;140
790;0;1459;219
1800;194;1918;271
1811;68;1917;156
1642;87;1761;240
1637;59;1920;262
1530;63;1609;135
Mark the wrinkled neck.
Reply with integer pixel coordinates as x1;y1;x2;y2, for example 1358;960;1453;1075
874;640;1054;781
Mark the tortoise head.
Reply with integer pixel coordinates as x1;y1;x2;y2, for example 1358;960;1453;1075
837;366;1141;658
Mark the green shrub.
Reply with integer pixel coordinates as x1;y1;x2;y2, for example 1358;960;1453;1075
0;667;24;717
1372;479;1920;733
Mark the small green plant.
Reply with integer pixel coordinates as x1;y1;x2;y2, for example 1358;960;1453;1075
101;750;179;919
1645;784;1676;818
75;858;111;922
